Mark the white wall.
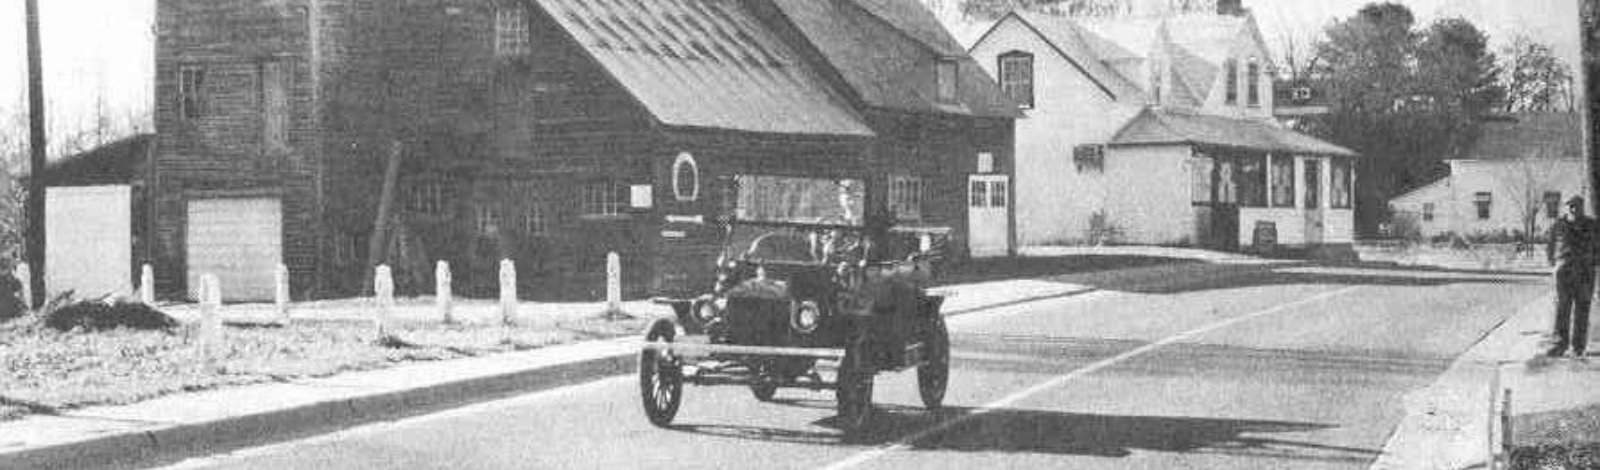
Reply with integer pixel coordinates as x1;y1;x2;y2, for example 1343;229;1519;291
1390;159;1587;240
970;17;1144;246
46;185;132;297
1102;145;1195;244
1197;20;1275;120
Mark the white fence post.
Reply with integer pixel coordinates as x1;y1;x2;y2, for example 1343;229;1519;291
499;259;516;326
199;273;222;360
374;265;394;337
139;264;155;305
436;260;453;324
605;252;622;316
274;263;290;324
15;262;30;311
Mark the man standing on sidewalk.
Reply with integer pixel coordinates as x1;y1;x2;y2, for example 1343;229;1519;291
1546;195;1595;357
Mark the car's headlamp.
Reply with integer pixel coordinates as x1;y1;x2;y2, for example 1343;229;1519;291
790;300;821;334
695;298;720;322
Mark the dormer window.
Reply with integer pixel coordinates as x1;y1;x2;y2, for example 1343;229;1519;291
1224;59;1239;105
1150;64;1162;105
998;52;1033;108
935;58;958;103
495;3;531;57
1246;58;1261;107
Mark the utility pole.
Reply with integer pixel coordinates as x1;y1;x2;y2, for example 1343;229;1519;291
24;0;47;308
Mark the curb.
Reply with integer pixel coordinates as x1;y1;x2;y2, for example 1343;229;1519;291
3;353;635;470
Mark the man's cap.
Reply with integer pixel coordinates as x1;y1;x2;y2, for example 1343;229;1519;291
1567;195;1586;207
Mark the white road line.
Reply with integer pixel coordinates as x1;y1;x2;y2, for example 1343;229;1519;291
816;285;1363;470
147;375;633;470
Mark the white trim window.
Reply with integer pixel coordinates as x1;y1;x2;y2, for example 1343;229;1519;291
495;3;531;57
180;65;206;120
581;180;628;217
522;202;550;236
935;58;958;104
475;204;502;235
406;180;453;216
888;175;927;221
998;52;1033;108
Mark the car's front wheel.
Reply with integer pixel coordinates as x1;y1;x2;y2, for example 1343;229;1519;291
639;319;683;427
918;317;949;410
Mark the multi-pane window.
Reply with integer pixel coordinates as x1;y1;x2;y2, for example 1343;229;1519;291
180;65;206;120
522;202;550;236
475;204;502;235
1304;160;1321;209
998;52;1033;108
1422;203;1435;221
1330;159;1353;209
969;180;987;207
1246;59;1261;107
1190;158;1214;204
1073;144;1105;172
935;58;958;103
260;61;289;151
495;4;531;57
406;180;453;216
1224;59;1238;105
581;181;628;217
1544;191;1562;218
989;180;1007;207
1474;192;1493;220
1236;157;1267;207
1269;155;1294;207
888;175;926;221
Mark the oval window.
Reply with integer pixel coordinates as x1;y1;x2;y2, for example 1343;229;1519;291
672;152;699;202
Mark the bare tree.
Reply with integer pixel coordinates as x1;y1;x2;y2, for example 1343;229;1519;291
1497;155;1575;243
1500;34;1575;113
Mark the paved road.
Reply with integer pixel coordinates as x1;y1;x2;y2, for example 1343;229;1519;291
152;263;1549;470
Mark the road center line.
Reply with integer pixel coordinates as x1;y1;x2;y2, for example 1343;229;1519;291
817;285;1364;470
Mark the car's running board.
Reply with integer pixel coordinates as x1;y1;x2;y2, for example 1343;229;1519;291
641;341;845;359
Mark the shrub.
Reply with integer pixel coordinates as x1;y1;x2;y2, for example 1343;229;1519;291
41;295;178;332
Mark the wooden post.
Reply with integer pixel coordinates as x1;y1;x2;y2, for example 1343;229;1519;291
435;260;452;324
499;259;516;326
274;263;290;324
605;252;621;316
374;265;393;337
199;273;222;360
24;0;47;308
15;263;30;311
139;264;155;305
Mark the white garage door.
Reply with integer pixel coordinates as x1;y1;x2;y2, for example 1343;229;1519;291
187;198;281;302
46;185;131;297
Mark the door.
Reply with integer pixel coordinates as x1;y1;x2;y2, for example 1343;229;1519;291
968;175;1010;258
46;185;131;297
1207;157;1240;251
1303;158;1324;246
186;198;282;302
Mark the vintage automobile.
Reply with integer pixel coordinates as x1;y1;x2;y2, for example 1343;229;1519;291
640;217;951;437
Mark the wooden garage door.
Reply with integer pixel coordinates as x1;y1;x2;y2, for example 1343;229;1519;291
186;198;281;302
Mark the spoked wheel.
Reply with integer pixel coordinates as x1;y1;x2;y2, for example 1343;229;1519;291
835;336;875;440
639;319;683;427
917;317;950;410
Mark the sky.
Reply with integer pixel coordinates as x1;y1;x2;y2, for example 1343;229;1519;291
0;0;1586;160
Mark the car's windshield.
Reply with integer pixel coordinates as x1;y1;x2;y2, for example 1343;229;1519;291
724;224;865;265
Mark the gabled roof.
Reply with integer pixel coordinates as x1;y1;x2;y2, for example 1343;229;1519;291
531;0;873;137
1110;108;1357;157
1456;113;1583;161
984;11;1257;106
42;133;153;186
767;0;1021;118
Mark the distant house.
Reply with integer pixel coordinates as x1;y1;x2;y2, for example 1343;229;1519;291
38;134;153;298
1389;113;1587;241
153;0;1014;301
968;7;1356;254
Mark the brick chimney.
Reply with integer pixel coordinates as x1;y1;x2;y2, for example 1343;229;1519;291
1217;0;1245;16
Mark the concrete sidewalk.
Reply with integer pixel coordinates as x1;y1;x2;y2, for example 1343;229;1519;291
0;275;1099;470
1371;288;1600;470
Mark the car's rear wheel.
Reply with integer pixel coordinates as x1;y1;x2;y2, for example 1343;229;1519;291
918;317;949;410
750;382;778;401
639;319;683;427
836;335;875;440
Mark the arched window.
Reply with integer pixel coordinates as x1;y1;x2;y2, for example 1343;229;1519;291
672;152;699;202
